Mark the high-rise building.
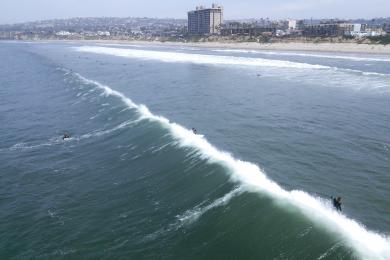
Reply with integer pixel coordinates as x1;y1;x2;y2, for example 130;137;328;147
188;4;223;35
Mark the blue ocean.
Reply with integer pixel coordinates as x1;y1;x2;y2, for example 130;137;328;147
1;41;390;259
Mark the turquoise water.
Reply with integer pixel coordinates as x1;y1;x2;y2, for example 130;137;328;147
1;42;390;259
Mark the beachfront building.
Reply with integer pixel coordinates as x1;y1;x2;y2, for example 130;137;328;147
365;27;387;36
303;22;365;37
303;23;341;37
188;4;223;35
220;23;276;36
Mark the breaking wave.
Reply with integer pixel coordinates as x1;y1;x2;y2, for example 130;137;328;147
74;46;329;69
74;46;390;84
212;48;390;62
71;71;390;260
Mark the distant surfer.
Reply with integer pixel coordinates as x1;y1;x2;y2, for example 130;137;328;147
192;128;197;135
62;133;71;140
331;196;342;211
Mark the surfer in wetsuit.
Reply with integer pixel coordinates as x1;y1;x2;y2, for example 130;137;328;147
62;133;70;140
192;128;197;135
331;196;342;211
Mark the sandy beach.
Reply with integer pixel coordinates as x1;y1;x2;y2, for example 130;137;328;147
68;39;390;55
12;39;390;55
185;41;390;54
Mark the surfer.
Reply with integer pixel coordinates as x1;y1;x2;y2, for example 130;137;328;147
192;128;197;135
331;196;342;211
62;133;71;140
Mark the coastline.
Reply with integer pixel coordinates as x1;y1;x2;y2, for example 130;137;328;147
181;41;390;54
9;39;390;54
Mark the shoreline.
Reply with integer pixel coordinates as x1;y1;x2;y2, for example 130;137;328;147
6;39;390;54
183;41;390;55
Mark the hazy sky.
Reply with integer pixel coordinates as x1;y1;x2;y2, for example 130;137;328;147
1;0;389;24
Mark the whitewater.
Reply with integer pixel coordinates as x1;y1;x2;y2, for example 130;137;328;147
211;48;390;62
2;41;390;259
73;71;390;260
75;46;390;92
75;46;329;69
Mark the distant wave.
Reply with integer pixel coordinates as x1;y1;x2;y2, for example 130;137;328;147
72;71;390;260
74;46;330;69
97;43;203;52
97;43;146;48
212;48;390;62
334;68;389;77
74;46;390;81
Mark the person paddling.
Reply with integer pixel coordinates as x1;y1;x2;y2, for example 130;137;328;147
192;128;197;135
62;133;71;140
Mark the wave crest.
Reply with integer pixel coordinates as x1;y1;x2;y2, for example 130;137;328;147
72;71;390;260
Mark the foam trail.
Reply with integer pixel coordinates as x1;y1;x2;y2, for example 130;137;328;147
8;137;63;151
74;72;390;260
177;187;243;225
74;46;329;69
5;120;138;152
77;119;140;140
143;187;243;242
212;48;390;62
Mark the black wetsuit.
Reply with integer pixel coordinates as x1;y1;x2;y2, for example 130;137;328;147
332;198;342;211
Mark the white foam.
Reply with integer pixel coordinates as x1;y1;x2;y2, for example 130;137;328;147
212;48;390;62
5;119;138;151
74;46;329;69
143;187;242;242
177;187;243;225
78;119;139;140
318;242;341;259
75;73;390;260
8;137;63;151
333;67;389;77
74;46;390;83
97;43;146;48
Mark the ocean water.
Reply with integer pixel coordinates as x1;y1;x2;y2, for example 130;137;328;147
1;41;390;259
